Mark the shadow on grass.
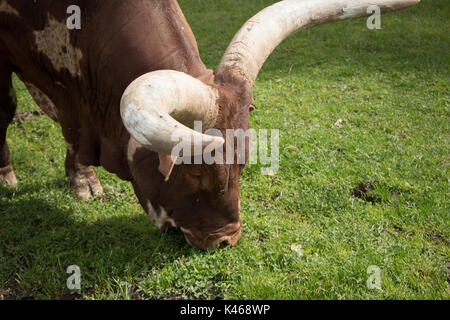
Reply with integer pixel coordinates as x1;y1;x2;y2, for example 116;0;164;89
0;181;195;300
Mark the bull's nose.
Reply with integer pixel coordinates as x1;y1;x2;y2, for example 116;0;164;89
183;231;241;250
218;239;230;248
223;228;241;247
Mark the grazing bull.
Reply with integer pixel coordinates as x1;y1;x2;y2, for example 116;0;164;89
0;0;419;249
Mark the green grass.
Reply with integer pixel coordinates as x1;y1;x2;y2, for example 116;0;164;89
1;0;449;299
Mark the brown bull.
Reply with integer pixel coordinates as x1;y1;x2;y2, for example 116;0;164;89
0;0;419;249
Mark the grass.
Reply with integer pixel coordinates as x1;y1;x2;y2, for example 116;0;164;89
0;0;448;300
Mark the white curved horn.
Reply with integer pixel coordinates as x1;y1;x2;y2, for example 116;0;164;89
218;0;420;86
121;70;224;156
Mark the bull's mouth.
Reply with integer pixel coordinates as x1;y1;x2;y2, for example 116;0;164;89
147;204;241;250
183;222;242;250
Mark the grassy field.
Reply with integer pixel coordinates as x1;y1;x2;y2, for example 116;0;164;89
0;0;448;299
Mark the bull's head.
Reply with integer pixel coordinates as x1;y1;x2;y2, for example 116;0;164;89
119;0;420;249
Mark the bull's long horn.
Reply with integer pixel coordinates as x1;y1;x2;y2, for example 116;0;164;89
121;70;223;155
218;0;420;86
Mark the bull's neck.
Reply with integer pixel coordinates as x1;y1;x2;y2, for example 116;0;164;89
86;0;214;177
93;34;214;146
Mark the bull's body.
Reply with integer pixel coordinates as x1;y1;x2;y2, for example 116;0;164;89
0;0;419;249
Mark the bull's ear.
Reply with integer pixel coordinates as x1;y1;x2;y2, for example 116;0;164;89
158;153;177;182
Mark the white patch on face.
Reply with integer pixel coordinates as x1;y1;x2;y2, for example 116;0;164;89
24;82;59;121
180;227;192;235
146;201;176;230
159;206;176;228
33;14;83;77
0;0;19;16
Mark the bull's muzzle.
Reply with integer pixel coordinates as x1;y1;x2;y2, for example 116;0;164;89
183;222;242;250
